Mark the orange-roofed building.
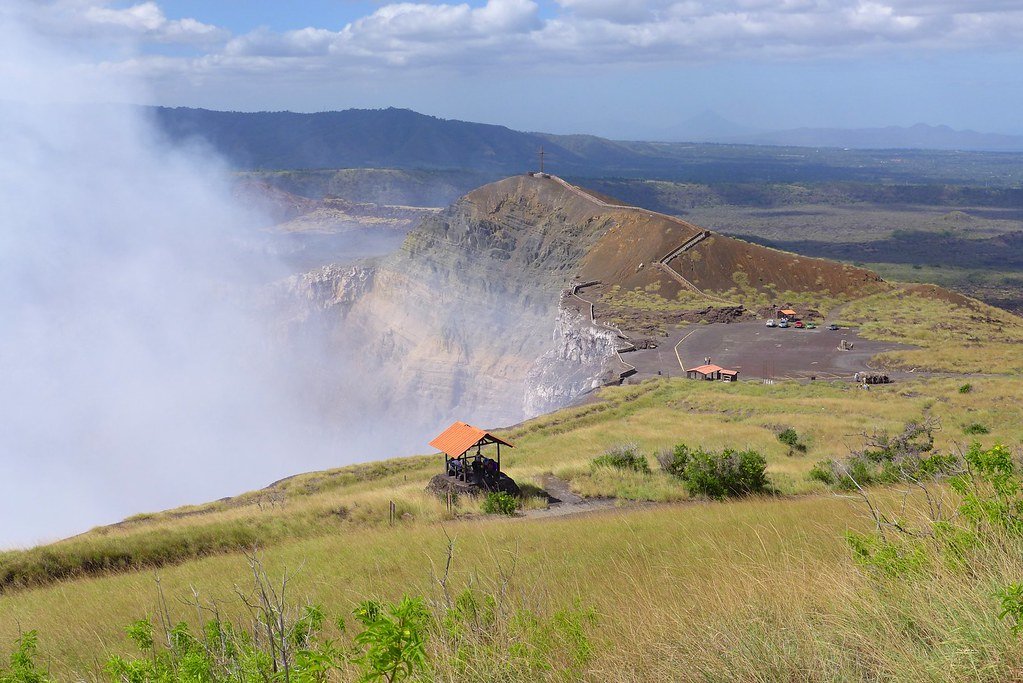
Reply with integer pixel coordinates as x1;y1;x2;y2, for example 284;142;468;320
429;421;513;482
686;363;739;382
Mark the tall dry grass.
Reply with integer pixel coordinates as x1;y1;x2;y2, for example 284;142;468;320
4;490;1023;681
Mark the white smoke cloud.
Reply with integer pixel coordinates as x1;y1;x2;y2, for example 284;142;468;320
0;4;353;549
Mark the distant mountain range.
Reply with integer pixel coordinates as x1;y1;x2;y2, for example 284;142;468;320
149;106;645;174
146;106;1023;181
658;111;1023;152
729;123;1023;152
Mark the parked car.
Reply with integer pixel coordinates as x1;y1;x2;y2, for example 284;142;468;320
778;320;789;328
828;323;839;331
806;322;817;329
766;319;776;327
794;320;805;329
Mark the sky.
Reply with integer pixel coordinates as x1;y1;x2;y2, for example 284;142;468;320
8;0;1023;137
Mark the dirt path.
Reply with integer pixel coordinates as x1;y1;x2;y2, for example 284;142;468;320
524;475;622;519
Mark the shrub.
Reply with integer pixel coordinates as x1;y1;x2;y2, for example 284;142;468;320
959;383;973;394
777;428;808;454
808;460;836;486
963;422;990;435
481;492;518;516
591;444;650;473
656;444;689;478
809;418;958;490
996;584;1023;634
663;444;769;500
684;448;769;499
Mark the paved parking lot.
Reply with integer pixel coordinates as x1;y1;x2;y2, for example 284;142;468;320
625;320;912;380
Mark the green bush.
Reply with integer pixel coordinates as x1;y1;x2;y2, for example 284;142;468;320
591;444;650;473
777;428;808;454
662;444;770;500
809;418;958;490
959;383;973;394
481;492;518;516
963;422;990;435
656;444;688;478
808;460;837;486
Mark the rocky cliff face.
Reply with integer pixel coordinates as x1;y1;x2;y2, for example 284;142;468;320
270;175;623;443
524;307;620;416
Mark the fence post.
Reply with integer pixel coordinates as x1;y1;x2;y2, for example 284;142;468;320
389;500;395;525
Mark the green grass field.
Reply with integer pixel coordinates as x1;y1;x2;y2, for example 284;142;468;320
4;374;1023;680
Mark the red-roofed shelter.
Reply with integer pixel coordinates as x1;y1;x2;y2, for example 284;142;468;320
686;363;739;381
429;421;513;482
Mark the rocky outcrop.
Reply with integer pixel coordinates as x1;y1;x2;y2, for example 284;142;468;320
524;308;620;415
275;264;375;322
426;472;521;497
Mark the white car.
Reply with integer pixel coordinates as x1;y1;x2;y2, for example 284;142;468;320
766;319;776;327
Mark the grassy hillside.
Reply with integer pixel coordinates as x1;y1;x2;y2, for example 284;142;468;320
5;483;1023;680
4;373;1023;680
836;284;1023;373
4;377;1021;591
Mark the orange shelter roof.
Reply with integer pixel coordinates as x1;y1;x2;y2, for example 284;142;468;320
779;309;797;316
720;369;739;376
428;421;513;459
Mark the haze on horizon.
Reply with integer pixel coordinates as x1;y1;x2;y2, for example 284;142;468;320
7;0;1023;140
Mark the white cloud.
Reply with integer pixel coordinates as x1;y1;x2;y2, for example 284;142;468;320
21;0;1023;84
31;0;227;46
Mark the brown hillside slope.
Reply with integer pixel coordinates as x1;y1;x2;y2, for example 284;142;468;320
671;233;888;301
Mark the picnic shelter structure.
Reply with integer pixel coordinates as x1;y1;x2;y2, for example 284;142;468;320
429;421;513;483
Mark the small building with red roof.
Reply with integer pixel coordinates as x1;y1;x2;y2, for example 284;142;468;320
685;363;739;382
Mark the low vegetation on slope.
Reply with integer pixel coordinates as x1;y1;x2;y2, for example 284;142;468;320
837;284;1023;373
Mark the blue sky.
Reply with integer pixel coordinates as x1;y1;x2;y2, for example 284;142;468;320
17;0;1023;138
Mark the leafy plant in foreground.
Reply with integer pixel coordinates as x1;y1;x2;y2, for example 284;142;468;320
844;440;1023;637
0;631;51;683
353;597;429;683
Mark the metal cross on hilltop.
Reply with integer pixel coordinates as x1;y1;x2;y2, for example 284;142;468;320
538;146;545;174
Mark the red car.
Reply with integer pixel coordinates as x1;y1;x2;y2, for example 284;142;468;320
794;320;805;329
